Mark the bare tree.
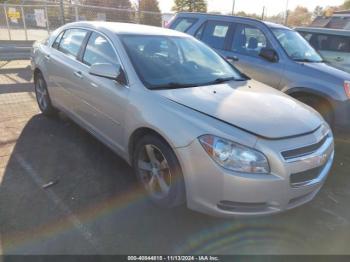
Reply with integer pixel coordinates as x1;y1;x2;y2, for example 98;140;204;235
287;6;312;26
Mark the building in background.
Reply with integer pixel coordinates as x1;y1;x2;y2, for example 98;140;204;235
310;10;350;29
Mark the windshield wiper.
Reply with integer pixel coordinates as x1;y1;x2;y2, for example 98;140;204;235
151;77;239;90
151;82;199;90
205;77;237;85
293;58;324;63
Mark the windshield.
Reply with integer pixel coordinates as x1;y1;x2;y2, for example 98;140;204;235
272;28;323;62
120;35;244;89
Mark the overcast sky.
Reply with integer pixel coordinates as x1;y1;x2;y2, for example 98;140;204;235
156;0;345;15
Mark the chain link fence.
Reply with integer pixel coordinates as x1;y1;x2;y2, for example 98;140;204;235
0;3;168;41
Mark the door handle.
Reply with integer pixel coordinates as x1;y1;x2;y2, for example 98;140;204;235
90;82;98;88
226;55;239;62
73;71;83;79
44;54;50;61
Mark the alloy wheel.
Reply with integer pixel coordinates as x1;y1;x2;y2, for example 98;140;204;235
137;144;172;199
35;77;49;111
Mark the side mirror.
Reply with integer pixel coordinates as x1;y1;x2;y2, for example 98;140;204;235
89;63;127;85
259;48;279;63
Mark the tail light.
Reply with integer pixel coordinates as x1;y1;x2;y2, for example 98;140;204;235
344;81;350;99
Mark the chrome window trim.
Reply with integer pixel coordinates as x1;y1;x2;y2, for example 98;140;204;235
48;26;130;87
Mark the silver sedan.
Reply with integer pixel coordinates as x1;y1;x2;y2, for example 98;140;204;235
31;22;334;217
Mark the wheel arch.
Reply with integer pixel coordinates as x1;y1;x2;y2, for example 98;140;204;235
128;127;176;164
33;67;42;81
287;87;336;110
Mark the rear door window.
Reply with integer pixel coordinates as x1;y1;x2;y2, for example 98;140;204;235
201;21;230;50
170;17;197;32
58;29;88;58
314;34;350;52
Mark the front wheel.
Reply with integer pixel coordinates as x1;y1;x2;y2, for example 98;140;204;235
34;72;57;116
132;135;186;208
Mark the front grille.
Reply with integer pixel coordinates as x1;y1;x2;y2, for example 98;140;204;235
281;134;328;160
290;165;325;187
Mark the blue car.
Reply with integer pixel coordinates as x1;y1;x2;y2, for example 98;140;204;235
169;13;350;131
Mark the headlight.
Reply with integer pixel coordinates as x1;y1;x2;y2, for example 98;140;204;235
199;135;270;174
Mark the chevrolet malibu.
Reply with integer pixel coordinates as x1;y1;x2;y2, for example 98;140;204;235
31;22;334;217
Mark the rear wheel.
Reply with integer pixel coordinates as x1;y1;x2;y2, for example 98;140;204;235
34;72;57;116
132;135;186;208
295;95;334;127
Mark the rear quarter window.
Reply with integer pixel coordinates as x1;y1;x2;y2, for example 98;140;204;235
52;31;65;49
170;17;197;32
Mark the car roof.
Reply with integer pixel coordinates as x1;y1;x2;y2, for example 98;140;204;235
295;26;350;36
64;21;189;37
175;12;291;30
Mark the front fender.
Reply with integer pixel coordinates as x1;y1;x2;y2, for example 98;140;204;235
279;62;348;103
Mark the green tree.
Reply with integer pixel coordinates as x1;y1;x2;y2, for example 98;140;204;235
323;6;340;16
172;0;207;13
139;0;162;26
342;0;350;9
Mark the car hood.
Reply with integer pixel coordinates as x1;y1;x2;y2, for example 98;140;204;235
156;80;322;139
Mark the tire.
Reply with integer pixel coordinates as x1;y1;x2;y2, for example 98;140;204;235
296;96;334;127
132;134;186;208
34;72;57;116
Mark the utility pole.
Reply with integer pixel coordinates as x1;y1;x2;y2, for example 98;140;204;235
59;0;65;25
137;0;141;23
190;0;195;12
284;0;289;25
262;6;265;20
231;0;235;15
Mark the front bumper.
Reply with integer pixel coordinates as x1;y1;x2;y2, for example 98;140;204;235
176;127;334;218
